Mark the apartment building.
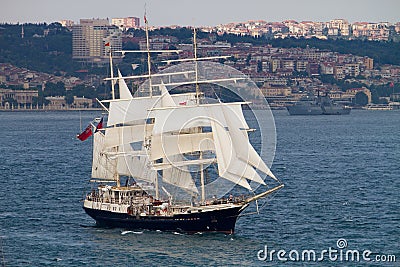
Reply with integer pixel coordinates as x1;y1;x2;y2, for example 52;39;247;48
72;19;122;64
111;17;140;30
328;19;350;36
215;19;398;40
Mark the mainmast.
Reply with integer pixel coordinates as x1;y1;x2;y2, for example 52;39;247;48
193;28;205;202
193;28;200;105
144;11;158;198
144;12;153;97
199;151;205;203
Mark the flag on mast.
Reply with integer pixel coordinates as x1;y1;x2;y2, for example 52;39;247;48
77;124;93;141
95;117;103;132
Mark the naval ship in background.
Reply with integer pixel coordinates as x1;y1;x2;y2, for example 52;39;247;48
286;92;351;115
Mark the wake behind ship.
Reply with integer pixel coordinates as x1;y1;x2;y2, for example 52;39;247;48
80;23;283;234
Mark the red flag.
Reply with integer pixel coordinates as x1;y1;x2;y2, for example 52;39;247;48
144;15;147;24
95;117;103;132
105;42;110;47
77;124;93;141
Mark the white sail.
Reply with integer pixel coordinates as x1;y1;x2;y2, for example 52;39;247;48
150;102;248;135
149;102;267;189
106;93;196;126
227;160;266;185
222;106;277;181
93;47;278;196
152;158;216;170
210;119;254;189
91;132;117;181
228;103;250;130
150;132;214;161
159;82;176;107
162;155;199;194
116;143;157;184
218;170;252;190
104;124;153;148
107;97;156;126
118;70;134;99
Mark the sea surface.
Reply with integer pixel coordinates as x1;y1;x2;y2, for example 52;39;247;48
0;110;399;266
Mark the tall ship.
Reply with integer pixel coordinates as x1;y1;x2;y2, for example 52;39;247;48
287;93;351;115
80;19;283;234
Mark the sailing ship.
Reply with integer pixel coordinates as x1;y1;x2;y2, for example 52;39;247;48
81;19;284;234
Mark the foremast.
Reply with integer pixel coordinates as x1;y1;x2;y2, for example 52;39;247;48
107;42;120;187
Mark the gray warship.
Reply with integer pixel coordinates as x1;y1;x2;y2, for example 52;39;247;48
287;93;351;115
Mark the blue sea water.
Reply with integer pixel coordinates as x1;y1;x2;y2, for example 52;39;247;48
0;110;399;266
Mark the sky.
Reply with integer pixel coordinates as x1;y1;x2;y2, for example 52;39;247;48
1;0;399;26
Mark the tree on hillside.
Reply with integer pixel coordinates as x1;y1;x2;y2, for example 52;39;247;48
65;92;74;105
355;91;369;106
43;81;65;96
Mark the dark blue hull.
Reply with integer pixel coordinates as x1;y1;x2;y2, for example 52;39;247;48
83;205;244;234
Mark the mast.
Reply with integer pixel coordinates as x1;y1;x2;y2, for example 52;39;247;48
144;12;153;97
107;42;120;186
193;28;207;201
193;28;205;201
193;28;200;105
200;151;205;203
109;45;115;100
144;11;158;198
79;110;82;132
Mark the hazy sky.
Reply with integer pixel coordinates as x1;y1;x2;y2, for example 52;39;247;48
1;0;399;26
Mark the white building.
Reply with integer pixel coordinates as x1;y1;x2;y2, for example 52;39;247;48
111;17;140;30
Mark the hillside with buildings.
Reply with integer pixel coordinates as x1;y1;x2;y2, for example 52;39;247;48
213;19;400;42
0;18;399;110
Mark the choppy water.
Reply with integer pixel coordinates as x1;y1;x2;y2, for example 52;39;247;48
0;110;399;266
